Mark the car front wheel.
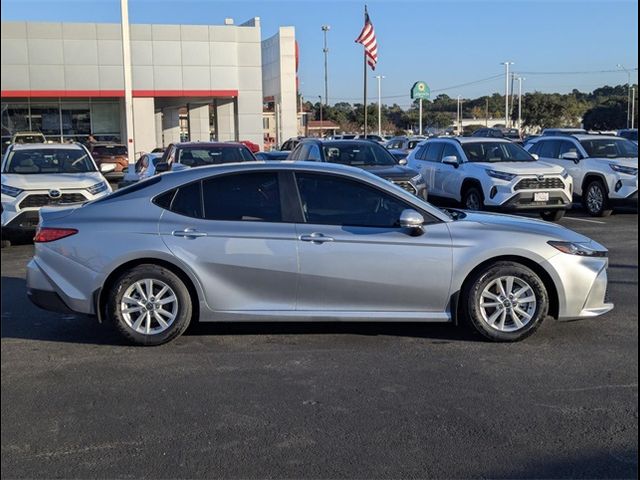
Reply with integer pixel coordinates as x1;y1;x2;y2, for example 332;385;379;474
107;264;192;346
462;261;549;342
462;187;484;211
584;180;613;217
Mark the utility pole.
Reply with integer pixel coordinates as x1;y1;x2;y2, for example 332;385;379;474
632;86;636;129
120;0;136;181
502;61;514;128
516;76;525;133
321;25;330;106
418;98;423;136
485;98;489;127
374;75;385;136
457;95;462;135
318;96;323;138
617;64;632;128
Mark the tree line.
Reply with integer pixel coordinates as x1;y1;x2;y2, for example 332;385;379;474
303;83;639;134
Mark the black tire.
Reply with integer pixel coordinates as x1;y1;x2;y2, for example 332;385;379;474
107;264;193;346
462;186;484;211
583;180;613;217
461;261;549;342
540;210;566;222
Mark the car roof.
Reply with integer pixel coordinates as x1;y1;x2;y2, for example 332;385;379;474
429;137;512;145
9;143;86;151
173;141;245;148
534;134;621;142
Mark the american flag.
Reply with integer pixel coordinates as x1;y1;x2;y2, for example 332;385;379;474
355;7;378;70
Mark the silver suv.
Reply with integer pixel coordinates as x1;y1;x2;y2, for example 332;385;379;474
525;135;638;216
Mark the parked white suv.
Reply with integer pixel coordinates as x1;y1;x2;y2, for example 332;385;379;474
407;137;573;221
1;143;112;241
525;134;638;216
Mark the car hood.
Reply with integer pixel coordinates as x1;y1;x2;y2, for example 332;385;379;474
1;172;104;190
456;211;596;244
592;157;638;167
360;164;418;179
472;161;564;175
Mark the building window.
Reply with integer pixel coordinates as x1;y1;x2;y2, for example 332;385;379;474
263;117;270;129
29;103;61;139
62;103;91;142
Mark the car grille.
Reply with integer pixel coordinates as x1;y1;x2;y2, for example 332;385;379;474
514;177;565;191
393;180;418;195
18;193;87;209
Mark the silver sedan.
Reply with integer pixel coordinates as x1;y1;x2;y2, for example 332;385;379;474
27;162;613;345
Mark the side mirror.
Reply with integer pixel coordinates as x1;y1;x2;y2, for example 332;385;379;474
530;153;540;161
398;158;408;165
100;163;116;173
562;151;580;163
399;209;425;235
155;161;170;173
442;155;460;168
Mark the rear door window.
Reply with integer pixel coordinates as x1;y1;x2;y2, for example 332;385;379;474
538;140;560;159
424;142;444;162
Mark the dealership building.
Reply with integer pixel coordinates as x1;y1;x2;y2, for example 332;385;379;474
0;18;300;152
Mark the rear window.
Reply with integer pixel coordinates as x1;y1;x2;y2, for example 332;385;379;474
580;138;638;158
178;146;255;166
91;176;162;204
92;145;128;156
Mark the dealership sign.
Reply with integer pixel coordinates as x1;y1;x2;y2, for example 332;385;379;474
411;81;431;100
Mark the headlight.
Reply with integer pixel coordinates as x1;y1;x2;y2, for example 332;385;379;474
609;163;638;175
86;181;109;195
561;169;570;179
486;169;517;181
548;241;607;257
410;174;425;185
1;184;23;197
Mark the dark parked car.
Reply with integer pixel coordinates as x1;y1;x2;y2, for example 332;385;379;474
288;139;427;199
89;143;129;181
255;151;290;161
159;142;257;171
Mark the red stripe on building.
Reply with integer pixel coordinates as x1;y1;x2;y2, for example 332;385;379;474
1;89;239;98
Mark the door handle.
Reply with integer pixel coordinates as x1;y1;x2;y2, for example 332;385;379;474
299;233;334;243
172;228;207;238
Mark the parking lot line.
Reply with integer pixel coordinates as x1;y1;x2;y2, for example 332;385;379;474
562;217;607;225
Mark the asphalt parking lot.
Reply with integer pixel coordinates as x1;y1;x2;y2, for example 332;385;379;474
1;209;638;479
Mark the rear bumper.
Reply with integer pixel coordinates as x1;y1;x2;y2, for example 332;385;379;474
27;288;74;314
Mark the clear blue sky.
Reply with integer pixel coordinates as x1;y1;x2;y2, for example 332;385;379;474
2;0;638;107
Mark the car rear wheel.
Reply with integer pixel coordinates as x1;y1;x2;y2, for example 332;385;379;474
540;210;566;222
584;180;612;217
462;187;484;211
462;261;548;342
107;264;192;346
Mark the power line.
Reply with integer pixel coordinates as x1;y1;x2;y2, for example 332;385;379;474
519;68;638;75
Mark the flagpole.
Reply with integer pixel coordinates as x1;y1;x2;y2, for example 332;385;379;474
363;6;368;137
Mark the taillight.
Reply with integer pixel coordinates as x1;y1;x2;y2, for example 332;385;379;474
34;227;78;243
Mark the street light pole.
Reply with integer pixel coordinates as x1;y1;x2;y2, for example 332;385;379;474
632;86;636;129
517;76;525;133
457;95;462;135
321;25;330;107
318;95;323;138
617;64;632;129
374;75;385;137
502;61;514;128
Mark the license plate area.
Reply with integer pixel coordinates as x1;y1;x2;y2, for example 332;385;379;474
534;192;550;202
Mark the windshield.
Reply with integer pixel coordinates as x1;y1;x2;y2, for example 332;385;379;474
92;145;128;156
462;142;534;163
322;142;397;166
177;146;255;166
619;131;638;142
580;138;638;158
3;148;97;174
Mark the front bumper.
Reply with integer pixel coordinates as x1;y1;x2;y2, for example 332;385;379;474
542;253;614;321
610;189;638;208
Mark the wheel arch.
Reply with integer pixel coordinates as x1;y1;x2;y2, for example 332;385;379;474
582;172;610;195
455;255;560;320
460;178;484;201
95;257;201;325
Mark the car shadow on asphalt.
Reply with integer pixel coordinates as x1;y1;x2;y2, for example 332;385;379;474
1;276;481;346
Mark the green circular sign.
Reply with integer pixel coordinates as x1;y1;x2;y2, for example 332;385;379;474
411;81;431;100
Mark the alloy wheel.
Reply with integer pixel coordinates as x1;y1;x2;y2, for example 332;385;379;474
479;276;537;332
120;279;179;335
586;183;604;214
465;191;482;210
